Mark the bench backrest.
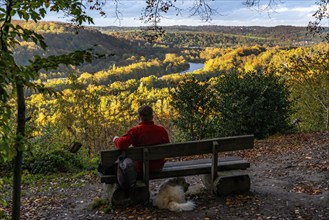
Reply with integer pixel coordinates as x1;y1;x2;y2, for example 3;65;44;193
101;135;254;167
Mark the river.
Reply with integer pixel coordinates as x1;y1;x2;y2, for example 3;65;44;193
181;62;204;74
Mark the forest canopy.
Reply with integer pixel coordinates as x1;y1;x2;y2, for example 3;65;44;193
6;22;328;156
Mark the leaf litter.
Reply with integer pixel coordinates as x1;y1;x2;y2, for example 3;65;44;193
0;131;328;219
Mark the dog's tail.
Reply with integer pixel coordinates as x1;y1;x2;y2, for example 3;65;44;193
168;200;195;212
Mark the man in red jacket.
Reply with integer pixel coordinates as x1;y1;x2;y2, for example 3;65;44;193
113;105;170;173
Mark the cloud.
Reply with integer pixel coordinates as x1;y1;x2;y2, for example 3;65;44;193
274;4;318;13
37;0;320;27
200;1;318;27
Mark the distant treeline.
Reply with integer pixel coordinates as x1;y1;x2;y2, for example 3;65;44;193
96;25;323;46
12;21;323;74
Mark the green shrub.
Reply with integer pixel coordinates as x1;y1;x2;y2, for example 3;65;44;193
170;72;293;140
0;161;13;176
29;151;83;174
170;77;220;141
214;71;293;139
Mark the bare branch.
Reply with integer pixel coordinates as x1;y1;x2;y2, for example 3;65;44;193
189;0;218;22
113;0;123;24
243;0;284;14
85;0;107;16
307;0;329;43
140;0;283;41
243;0;279;8
140;0;181;41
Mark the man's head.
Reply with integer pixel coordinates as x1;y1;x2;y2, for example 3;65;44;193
138;105;153;122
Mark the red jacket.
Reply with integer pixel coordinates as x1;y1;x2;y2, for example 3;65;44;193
114;121;169;172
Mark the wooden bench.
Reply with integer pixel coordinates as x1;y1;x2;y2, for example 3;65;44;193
99;134;254;204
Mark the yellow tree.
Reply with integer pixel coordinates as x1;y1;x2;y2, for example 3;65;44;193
284;45;329;130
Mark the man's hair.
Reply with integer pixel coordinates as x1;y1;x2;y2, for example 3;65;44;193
138;105;153;121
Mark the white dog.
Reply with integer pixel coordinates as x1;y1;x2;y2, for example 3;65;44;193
152;177;196;212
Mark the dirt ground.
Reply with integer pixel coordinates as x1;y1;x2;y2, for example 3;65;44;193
4;131;329;219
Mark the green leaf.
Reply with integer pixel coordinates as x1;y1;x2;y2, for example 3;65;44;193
23;11;29;20
39;8;46;17
44;0;50;8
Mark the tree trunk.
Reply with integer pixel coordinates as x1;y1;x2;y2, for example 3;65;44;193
326;108;329;130
12;83;26;220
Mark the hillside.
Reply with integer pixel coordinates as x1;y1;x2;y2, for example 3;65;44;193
12;21;323;73
96;25;323;47
12;21;138;73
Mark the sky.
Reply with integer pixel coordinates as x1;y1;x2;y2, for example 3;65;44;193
43;0;321;27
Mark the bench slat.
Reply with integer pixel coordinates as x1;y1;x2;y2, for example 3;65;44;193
101;135;254;167
147;135;254;160
165;156;242;167
99;157;250;183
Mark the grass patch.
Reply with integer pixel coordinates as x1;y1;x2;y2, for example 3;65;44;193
3;170;96;193
90;197;113;214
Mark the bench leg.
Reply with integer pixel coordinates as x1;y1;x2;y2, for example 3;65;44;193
202;171;251;196
130;181;150;205
103;183;116;200
111;181;150;206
